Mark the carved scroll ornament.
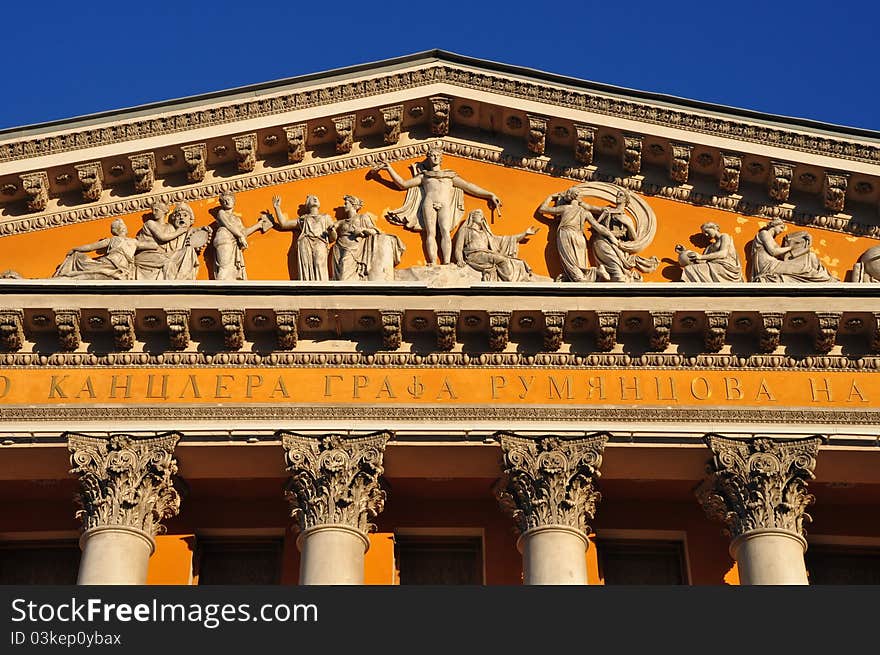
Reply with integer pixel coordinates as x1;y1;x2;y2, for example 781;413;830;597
695;434;821;539
68;432;182;536
494;432;608;536
281;431;391;535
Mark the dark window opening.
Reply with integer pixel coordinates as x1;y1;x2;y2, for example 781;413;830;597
806;546;880;585
597;539;688;585
395;535;483;585
0;540;81;584
195;537;283;585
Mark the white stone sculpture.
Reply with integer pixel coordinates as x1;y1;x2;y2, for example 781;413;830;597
212;192;272;280
453;209;538;282
133;200;211;280
748;219;838;283
373;147;501;265
53;219;153;280
271;195;335;281
331;195;405;282
675;222;744;282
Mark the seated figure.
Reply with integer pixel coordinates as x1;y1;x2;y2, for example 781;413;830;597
331;195;405;282
53;219;152;280
675;222;744;283
453;209;538;282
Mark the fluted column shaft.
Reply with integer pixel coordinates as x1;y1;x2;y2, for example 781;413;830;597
282;431;390;585
696;434;821;585
68;432;182;585
494;432;608;585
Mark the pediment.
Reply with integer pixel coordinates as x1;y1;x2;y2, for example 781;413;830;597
0;51;878;285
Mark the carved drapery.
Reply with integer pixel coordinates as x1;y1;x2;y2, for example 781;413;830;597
68;432;182;536
695;434;821;539
494;432;608;535
281;431;391;535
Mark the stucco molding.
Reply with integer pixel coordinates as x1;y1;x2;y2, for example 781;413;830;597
280;430;391;535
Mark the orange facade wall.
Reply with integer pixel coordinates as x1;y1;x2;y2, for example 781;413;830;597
0;156;874;282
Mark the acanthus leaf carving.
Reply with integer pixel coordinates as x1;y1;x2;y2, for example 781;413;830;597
333;115;355;154
181;144;206;183
814;311;840;353
74;162;103;202
488;311;511;352
768;162;793;203
669;144;691;184
493;432;609;536
622;135;642;174
128;153;156;193
759;312;784;353
436;311;458;351
823;173;848;213
704;311;729;353
719;154;741;193
649;311;673;351
595;311;618;352
275;310;298;350
221;309;245;351
283;124;307;163
0;310;24;351
281;431;391;535
68;432;182;536
574;124;595;165
55;308;81;352
429;96;451;136
380;310;402;351
232;134;257;172
110;309;135;351
542;312;565;352
165;309;190;351
380;105;403;145
20;171;49;212
695;434;821;539
526;115;547;155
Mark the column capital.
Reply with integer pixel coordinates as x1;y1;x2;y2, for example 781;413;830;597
281;431;391;535
67;432;182;537
494;432;609;536
696;434;822;540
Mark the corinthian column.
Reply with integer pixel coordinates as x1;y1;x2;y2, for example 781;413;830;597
696;434;822;585
68;433;182;585
494;432;608;585
281;431;391;585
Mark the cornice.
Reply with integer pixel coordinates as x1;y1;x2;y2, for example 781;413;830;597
2;64;877;166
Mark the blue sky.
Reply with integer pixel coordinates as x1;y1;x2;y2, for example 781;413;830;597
2;0;877;131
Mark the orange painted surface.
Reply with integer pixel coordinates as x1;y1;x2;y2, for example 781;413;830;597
146;535;194;585
2;367;876;408
723;563;740;585
0;155;874;281
365;533;398;585
586;535;603;585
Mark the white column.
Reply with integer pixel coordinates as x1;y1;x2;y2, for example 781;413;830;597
697;434;821;586
68;432;182;586
518;525;589;585
495;432;608;585
77;526;155;585
297;524;370;585
282;431;391;586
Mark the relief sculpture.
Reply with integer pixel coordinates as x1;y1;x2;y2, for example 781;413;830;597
331;195;405;282
453;209;539;282
538;183;658;282
212;192;272;281
373;147;501;265
134;201;212;280
748;219;838;283
675;222;744;283
53;219;153;280
271;195;335;281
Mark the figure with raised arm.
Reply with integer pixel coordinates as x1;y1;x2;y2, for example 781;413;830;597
675;222;744;282
538;187;610;282
271;194;336;281
212;192;272;280
373;146;501;265
133;200;193;280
